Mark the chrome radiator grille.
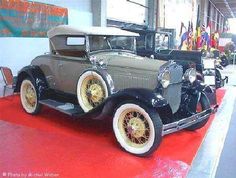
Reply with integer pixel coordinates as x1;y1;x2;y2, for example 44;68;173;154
162;63;183;113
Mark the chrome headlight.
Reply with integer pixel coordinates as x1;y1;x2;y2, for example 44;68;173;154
184;68;196;83
159;70;170;88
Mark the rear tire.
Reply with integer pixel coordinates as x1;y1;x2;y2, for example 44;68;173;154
113;101;163;156
186;93;210;131
20;78;41;114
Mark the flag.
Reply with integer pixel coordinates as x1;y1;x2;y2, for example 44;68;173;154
195;5;201;50
196;20;201;50
186;21;193;50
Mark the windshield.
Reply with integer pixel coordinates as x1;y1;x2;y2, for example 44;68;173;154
89;35;136;52
155;33;169;51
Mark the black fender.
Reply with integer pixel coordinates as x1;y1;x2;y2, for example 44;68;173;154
110;88;169;107
183;91;209;117
216;64;223;70
190;80;214;94
196;72;204;81
15;65;48;99
184;80;216;105
92;88;173;122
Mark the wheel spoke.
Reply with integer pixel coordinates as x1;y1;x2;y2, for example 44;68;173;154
120;109;151;146
83;77;106;109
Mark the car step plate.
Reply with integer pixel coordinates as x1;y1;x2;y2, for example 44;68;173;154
39;99;84;116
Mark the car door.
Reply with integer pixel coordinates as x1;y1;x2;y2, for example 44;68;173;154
50;36;92;95
57;56;91;95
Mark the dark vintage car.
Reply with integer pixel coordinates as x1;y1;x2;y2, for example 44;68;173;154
15;25;216;156
122;27;227;89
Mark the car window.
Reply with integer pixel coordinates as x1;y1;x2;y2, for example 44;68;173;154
108;36;135;51
136;35;145;50
50;36;87;58
89;36;111;51
146;34;154;50
155;33;169;50
89;35;135;52
67;37;85;46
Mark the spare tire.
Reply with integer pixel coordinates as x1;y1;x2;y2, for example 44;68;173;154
77;70;110;112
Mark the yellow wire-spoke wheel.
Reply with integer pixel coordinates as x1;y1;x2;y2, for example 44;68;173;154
118;109;150;148
78;71;108;112
113;103;162;156
20;79;37;114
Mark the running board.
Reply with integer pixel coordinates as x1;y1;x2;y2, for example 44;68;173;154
39;99;84;117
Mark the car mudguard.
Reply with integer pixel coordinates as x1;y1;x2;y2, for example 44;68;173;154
91;88;173;122
189;80;213;93
183;80;216;105
15;65;48;99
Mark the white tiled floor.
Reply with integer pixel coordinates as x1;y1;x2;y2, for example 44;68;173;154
188;64;236;178
221;65;236;86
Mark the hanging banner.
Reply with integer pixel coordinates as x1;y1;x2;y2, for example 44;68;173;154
0;0;68;37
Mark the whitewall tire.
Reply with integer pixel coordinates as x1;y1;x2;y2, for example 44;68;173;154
20;78;41;114
113;101;163;156
77;71;109;112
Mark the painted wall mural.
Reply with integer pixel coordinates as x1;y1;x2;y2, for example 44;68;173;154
0;0;68;37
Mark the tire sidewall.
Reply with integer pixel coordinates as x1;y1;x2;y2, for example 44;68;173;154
77;70;110;112
186;92;210;131
215;68;222;88
20;78;41;114
113;101;163;156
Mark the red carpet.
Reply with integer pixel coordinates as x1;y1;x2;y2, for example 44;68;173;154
0;89;225;178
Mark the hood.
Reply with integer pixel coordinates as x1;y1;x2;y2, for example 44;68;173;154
92;51;167;72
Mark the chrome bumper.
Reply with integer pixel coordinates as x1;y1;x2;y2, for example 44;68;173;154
162;106;217;136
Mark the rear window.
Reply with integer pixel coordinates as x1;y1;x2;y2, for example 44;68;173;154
67;37;85;46
50;36;87;57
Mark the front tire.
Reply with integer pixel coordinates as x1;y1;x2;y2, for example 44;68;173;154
220;55;229;67
113;101;163;156
20;78;41;114
186;93;210;131
215;68;222;88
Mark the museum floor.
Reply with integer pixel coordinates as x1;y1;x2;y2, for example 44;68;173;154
188;65;236;178
0;65;236;178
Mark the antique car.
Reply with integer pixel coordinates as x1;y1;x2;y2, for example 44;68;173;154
122;27;227;89
15;25;216;156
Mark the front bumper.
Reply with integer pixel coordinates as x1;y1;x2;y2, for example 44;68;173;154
162;105;218;136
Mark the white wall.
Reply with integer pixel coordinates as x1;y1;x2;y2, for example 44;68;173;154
0;38;49;76
0;0;92;75
107;0;147;25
